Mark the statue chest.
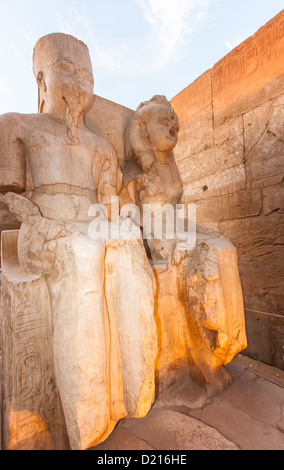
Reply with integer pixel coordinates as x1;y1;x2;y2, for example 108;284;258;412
25;130;95;190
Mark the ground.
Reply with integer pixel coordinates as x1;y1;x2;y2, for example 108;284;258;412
90;356;284;451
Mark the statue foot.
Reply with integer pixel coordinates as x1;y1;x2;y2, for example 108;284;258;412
206;366;233;398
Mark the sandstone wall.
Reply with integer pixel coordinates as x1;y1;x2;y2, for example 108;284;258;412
171;11;284;370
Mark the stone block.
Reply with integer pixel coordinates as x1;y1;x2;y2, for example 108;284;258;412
263;185;284;215
177;133;244;189
243;309;275;366
174;109;214;160
243;309;284;370
182;165;246;202
244;99;284;187
120;409;239;450
171;70;212;125
214;115;244;147
1;230;70;450
219;213;284;317
195;189;262;222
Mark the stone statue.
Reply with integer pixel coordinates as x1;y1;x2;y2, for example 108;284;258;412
0;33;247;451
0;33;158;450
124;96;247;395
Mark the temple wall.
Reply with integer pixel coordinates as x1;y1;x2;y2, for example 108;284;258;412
171;10;284;370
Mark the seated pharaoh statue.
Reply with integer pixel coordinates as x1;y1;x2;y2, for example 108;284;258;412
123;96;247;394
0;33;247;451
0;33;158;450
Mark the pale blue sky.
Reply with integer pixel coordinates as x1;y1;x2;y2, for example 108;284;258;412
0;0;283;114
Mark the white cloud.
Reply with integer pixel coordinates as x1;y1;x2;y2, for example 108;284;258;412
139;0;211;70
56;1;139;75
55;0;211;76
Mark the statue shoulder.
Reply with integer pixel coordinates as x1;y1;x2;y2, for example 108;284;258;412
0;112;22;127
0;112;36;135
90;130;118;161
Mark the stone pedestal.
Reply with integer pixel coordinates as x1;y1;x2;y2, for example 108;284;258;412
1;230;70;450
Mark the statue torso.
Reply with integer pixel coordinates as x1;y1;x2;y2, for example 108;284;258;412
137;154;184;206
12;113;108;221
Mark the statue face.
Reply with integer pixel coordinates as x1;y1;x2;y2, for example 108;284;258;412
44;56;94;114
146;105;179;153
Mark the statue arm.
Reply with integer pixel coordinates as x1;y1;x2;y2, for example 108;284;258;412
0;113;26;193
93;141;123;220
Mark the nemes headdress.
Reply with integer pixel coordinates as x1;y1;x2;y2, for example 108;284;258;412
32;33;93;113
33;33;92;77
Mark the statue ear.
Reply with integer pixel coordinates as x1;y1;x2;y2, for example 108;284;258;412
36;71;47;93
136;117;150;140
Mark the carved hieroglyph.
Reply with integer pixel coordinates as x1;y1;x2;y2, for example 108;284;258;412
1;230;70;450
124;96;247;393
0;34;157;450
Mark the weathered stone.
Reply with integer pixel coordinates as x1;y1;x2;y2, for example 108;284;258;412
177;139;245;191
243;309;284;370
0;19;259;451
195;189;262;222
0;33;157;450
244;102;284;187
214;115;244;147
174;110;214;160
182;165;247;203
91;427;155;451
120;409;239;450
219;213;284;318
212;11;284;125
191;369;284;450
171;70;213;125
153;375;208;411
182;234;247;368
263;184;284;215
1;230;70;450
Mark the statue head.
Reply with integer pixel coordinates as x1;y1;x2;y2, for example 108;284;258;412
33;33;94;141
126;95;179;170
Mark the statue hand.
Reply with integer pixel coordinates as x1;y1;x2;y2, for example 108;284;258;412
2;192;41;222
2;191;77;237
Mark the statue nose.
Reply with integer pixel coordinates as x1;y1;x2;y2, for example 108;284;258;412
169;128;176;136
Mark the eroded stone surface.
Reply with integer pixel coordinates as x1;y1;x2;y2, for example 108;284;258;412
190;369;284;450
120;409;239;450
91;427;155;451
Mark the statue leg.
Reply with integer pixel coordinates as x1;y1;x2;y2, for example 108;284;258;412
178;232;247;394
105;239;158;417
48;234;126;450
18;221;126;450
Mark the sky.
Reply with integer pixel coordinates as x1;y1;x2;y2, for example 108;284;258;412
0;0;283;114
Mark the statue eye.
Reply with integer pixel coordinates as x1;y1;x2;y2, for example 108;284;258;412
159;119;170;127
53;60;75;73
